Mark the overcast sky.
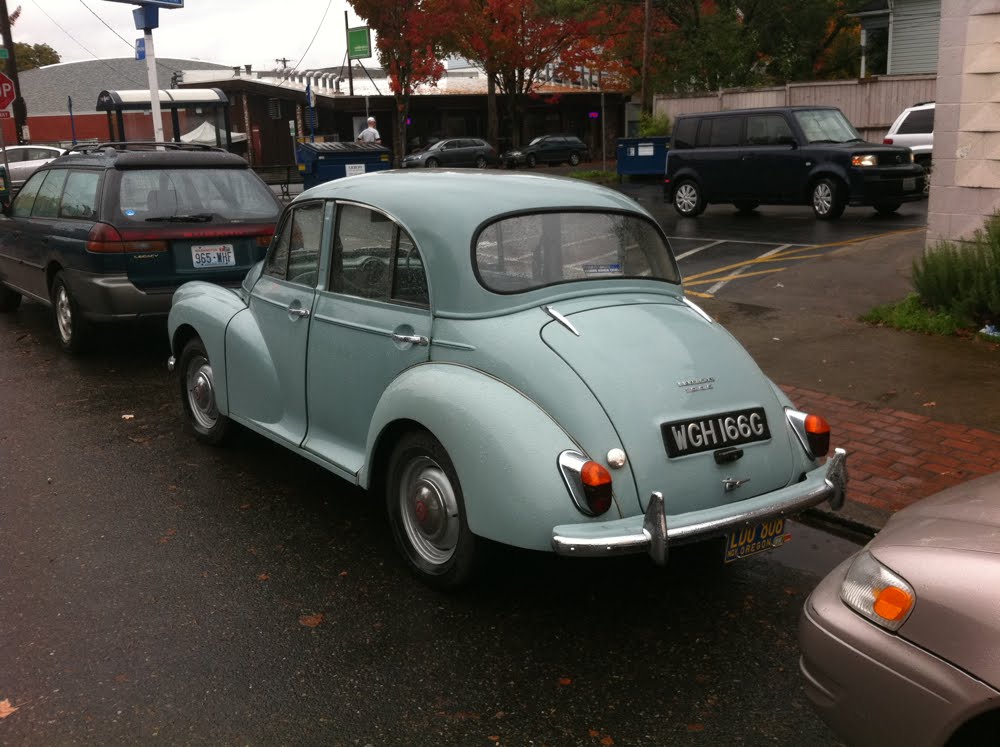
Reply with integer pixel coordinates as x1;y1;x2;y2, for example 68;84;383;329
13;0;372;71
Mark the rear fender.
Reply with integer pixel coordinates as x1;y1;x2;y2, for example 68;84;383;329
168;281;247;415
363;363;611;552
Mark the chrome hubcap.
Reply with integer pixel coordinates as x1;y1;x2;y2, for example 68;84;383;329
399;456;459;566
675;184;698;213
55;286;72;342
185;355;218;430
814;183;833;214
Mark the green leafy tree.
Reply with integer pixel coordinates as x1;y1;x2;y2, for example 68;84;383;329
14;42;59;71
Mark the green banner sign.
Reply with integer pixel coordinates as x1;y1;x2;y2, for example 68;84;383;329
347;26;371;60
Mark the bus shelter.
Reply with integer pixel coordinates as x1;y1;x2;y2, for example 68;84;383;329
96;88;234;148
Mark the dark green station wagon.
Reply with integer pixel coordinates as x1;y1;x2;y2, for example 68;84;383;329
0;143;281;352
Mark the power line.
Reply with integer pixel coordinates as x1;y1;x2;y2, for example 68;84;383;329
274;0;333;88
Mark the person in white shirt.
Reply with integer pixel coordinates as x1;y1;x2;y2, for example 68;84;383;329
357;117;381;144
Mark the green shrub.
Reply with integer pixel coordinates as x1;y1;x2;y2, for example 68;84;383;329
861;293;965;335
567;169;618;185
637;112;671;137
912;212;1000;327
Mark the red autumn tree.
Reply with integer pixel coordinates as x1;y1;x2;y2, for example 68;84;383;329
348;0;451;162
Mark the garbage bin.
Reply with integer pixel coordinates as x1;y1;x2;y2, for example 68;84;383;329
296;142;393;190
615;136;669;179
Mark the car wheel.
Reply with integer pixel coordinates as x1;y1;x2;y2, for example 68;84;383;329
0;283;21;312
475;155;488;169
526;154;536;168
386;430;479;589
811;177;846;220
425;157;439;168
179;337;232;445
874;201;902;215
673;180;705;217
569;152;580;166
51;271;92;353
733;200;759;213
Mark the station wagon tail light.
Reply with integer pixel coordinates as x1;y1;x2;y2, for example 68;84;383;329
840;551;915;631
86;223;125;253
785;409;831;459
883;137;894;144
851;154;878;167
558;450;614;517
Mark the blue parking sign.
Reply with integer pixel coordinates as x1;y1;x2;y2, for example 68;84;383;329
135;38;145;60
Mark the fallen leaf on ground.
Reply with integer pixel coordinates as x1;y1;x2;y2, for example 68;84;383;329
601;737;615;746
487;737;500;743
0;699;19;719
300;613;324;628
558;677;572;686
687;724;705;732
589;730;600;738
339;571;348;577
922;401;937;407
121;414;135;421
257;573;269;581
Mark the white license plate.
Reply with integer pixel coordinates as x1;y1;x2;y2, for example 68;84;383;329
903;177;916;191
192;244;235;268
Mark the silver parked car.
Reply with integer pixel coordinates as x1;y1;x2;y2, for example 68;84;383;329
800;471;1000;746
1;145;68;188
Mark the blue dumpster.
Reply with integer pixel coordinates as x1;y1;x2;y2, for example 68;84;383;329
616;136;669;178
296;142;392;190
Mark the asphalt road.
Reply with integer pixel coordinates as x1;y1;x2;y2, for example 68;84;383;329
0;301;863;746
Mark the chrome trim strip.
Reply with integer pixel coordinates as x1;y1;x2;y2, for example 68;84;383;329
542;304;580;336
166;355;176;372
682;297;714;323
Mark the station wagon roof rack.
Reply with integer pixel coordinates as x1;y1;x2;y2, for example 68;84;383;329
72;141;227;154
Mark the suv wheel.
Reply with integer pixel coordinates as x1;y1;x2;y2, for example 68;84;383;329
673;180;705;217
475;155;487;169
425;157;439;168
526;154;537;168
51;271;92;353
874;201;902;215
0;283;21;312
811;178;845;220
569;153;580;166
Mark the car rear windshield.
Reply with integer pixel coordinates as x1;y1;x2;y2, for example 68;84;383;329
474;211;680;293
793;109;862;144
117;167;278;223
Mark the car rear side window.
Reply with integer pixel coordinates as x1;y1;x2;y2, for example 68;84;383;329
898;108;934;134
331;204;394;300
265;202;323;285
672;118;698;149
11;171;45;217
475;211;679;293
392;232;428;307
31;169;68;218
60;171;100;220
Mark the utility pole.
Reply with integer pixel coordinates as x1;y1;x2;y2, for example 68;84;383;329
0;0;26;143
640;0;651;115
276;57;291;69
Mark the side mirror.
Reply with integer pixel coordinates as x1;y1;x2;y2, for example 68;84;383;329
777;135;798;148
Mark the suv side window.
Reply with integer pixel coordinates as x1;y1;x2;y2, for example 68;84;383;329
11;171;45;217
708;116;743;147
60;171;100;219
746;114;794;145
898;108;934;134
672;118;698;149
31;169;69;218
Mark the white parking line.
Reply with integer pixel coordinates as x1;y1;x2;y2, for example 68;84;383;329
674;239;724;260
706;244;791;294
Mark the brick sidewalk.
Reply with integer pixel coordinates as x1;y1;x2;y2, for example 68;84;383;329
784;385;1000;529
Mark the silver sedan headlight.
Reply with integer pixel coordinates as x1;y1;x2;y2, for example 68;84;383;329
839;551;916;631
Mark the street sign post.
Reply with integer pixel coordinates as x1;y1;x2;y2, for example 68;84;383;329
135;38;146;60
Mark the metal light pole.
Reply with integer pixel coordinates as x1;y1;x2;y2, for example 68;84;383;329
133;5;164;142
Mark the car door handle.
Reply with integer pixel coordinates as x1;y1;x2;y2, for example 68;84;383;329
287;305;310;318
391;333;429;346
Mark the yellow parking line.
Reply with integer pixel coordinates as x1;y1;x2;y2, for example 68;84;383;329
686;290;714;298
684;254;819;281
686;267;788;286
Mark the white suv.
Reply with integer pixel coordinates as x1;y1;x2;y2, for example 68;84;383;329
884;101;934;169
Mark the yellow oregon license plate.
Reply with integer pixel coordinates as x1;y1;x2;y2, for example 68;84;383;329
724;518;791;563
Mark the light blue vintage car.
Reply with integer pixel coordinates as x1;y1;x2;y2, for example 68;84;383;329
166;170;848;588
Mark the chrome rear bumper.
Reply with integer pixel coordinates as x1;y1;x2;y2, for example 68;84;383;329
551;448;848;565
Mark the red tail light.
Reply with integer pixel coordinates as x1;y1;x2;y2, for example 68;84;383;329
804;414;831;457
581;460;613;515
86;223;124;253
883;137;894;144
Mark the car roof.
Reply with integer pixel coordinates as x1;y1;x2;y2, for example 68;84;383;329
47;148;250;170
297;170;667;314
677;106;840;118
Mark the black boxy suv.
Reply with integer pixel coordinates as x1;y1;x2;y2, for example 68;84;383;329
0;143;281;352
664;106;926;220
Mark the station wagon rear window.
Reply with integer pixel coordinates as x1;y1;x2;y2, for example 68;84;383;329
117;168;278;223
474;211;679;293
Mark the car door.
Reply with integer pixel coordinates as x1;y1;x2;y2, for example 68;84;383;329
440;140;466;166
1;148;26;185
0;170;47;296
10;169;70;301
693;116;745;201
301;201;432;476
741;113;805;201
226;200;325;446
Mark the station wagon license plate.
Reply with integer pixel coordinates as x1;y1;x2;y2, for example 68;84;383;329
192;244;235;268
661;407;771;458
724;518;791;563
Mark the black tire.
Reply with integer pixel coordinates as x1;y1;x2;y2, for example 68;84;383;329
874;201;902;215
0;283;21;312
811;177;845;220
385;430;479;590
733;200;759;213
425;157;439;168
672;179;705;217
569;152;580;166
178;337;232;445
51;271;92;353
526;154;536;168
475;155;488;169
